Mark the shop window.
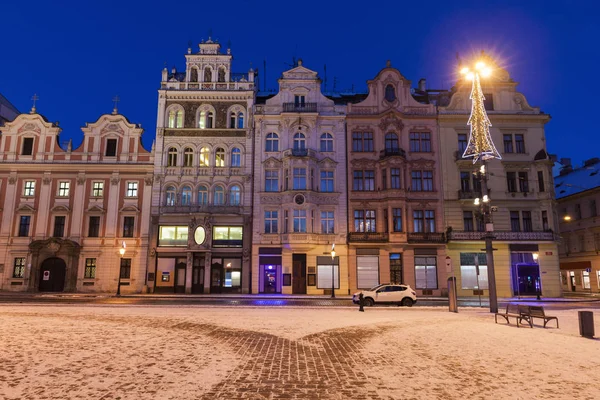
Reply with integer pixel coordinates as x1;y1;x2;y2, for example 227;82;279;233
158;226;188;246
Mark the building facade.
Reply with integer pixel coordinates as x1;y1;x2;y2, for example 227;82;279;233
252;61;348;295
346;64;446;295
149;38;255;294
555;158;600;293
0;107;154;293
439;57;561;298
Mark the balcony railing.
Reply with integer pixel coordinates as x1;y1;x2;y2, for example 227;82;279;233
379;148;406;159
282;148;316;158
407;232;446;243
448;230;556;241
282;103;318;113
157;205;247;214
458;190;478;200
348;232;389;242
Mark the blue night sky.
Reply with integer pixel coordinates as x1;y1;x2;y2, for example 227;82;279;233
1;0;597;166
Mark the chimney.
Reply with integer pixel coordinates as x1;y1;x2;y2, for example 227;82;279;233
418;78;426;92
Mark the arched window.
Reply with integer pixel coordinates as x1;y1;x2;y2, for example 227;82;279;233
385;84;396;102
168;110;176;128
181;186;192;206
206;111;214;128
190;68;198;82
197;185;208;205
204;67;212;82
265;133;279;152
218;67;226;82
231;148;241;167
167;147;178;167
320;133;334;152
184;147;193;167
199;147;210;166
198;111;206;129
385;133;399;151
237;112;244;129
229;185;241;205
229;112;236;129
165;186;176;206
215;147;225;167
293;132;306;150
213;186;225;205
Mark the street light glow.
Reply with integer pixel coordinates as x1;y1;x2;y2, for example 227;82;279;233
564;215;572;221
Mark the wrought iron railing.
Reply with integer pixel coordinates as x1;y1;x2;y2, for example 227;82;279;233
379;148;407;158
448;230;556;241
282;103;318;112
348;232;389;242
407;232;446;243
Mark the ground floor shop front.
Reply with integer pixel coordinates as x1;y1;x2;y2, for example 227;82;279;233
559;258;600;294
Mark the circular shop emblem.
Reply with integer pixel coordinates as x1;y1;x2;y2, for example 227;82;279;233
194;226;206;245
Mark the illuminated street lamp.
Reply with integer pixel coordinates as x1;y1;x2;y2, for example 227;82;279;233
116;241;126;296
460;56;501;313
331;243;336;299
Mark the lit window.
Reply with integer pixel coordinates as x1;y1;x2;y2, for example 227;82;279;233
126;182;138;197
199;147;210;166
13;258;26;278
85;258;96;279
58;182;70;197
92;182;104;197
24;181;35;197
158;226;188;246
215;148;225;167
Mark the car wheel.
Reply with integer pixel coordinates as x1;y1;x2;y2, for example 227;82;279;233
364;298;374;307
401;297;414;307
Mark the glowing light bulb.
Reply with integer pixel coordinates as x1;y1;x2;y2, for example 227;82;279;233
481;67;492;77
466;72;475;81
460;67;470;75
475;61;485;70
483;195;489;203
474;198;480;206
480;165;485;174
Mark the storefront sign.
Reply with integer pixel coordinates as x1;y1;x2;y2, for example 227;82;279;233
43;271;50;281
545;252;553;256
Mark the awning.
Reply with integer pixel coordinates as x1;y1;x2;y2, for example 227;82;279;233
559;261;592;271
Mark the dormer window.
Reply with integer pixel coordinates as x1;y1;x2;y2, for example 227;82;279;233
22;138;34;155
385;85;396;102
106;139;117;157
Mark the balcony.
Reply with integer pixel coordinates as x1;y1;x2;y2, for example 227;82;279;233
458;190;478;200
155;205;248;215
448;230;556;241
407;232;446;244
282;148;317;158
379;148;406;159
282;103;318;113
348;232;389;242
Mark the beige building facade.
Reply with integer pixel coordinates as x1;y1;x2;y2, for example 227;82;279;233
439;58;561;298
0;107;154;293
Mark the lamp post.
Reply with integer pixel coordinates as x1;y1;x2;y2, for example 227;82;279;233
460;57;501;313
331;243;336;298
533;252;541;300
116;241;126;296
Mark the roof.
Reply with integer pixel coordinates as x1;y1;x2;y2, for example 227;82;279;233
554;158;600;199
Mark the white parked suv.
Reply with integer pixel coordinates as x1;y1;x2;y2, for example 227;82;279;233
353;284;417;307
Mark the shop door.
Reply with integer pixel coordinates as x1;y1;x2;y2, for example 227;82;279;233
39;257;66;292
570;273;576;292
192;266;204;294
211;261;223;293
263;268;277;293
514;264;540;296
174;262;186;293
292;254;306;294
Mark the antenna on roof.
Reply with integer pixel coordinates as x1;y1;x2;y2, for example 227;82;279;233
333;77;338;93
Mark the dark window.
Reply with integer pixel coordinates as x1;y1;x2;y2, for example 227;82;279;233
265;171;279;192
503;135;513;153
483;93;493;111
89;216;100;237
575;204;581;220
84;258;96;279
385;84;396;102
53;216;65;237
591;200;597;217
522;211;532;232
18;216;30;237
390;254;403;284
460;172;471;192
463;211;474;231
410;132;431;152
507;172;517;192
391;168;401;189
294;95;305;107
22;138;34;155
542;210;549;231
510;211;520;232
411;171;422;191
120;258;131;279
384;209;388;233
518;172;529;192
123;217;135;238
264;211;278;233
385;133;399;151
425;210;435;232
515;134;525;153
413;210;424;232
458;134;468;154
293;168;307;190
423;171;433;191
106;139;117;157
538;171;545;192
353;170;375;191
392;208;402;232
352;132;374;152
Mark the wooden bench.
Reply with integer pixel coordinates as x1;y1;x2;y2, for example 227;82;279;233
495;303;532;328
527;306;559;328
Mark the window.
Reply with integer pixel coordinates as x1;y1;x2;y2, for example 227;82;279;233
413;210;435;233
522;211;532;232
198;110;213;129
425;210;435;232
510;211;521;232
384;84;396;102
320;171;334;192
390;254;403;284
293;133;306;150
459;253;488;290
591;200;597;217
231;148;241;167
518;172;529;193
84;258;96;279
204;67;212;82
197;185;208;205
382;169;387;190
409;132;431;152
412;171;432;191
392;208;402;232
181;186;192;205
385;133;399;152
391;168;401;189
229;112;236;129
237;112;244;128
167;147;178;167
321;211;334;234
53;216;65;237
503;135;513;153
293;210;307;233
190;67;198;82
353;170;375;191
294;95;306;107
123;217;135;237
13;258;26;278
354;210;376;232
58;182;70;197
206;112;214;128
265;211;278;233
284;169;289;191
458;134;468;154
218;67;225;82
284;210;289;233
575;204;581;220
483;94;494;111
158;226;188;246
463;211;474;231
213;186;225;205
215;148;225;167
126;182;138;197
506;172;517;192
542;210;549;231
384;209;388;233
423;171;433;191
352;132;373;152
265;133;279;152
293;168;307;190
92;182;104;197
165;186;176;206
88;216;100;237
22;138;34;155
183;148;193;167
515;134;525;153
229;185;241;205
415;257;437;289
460;172;471;192
199;147;210;166
538;171;545;192
19;216;31;237
24;181;35;197
106;139;117;156
120;258;131;279
320;133;334;152
265;171;279;192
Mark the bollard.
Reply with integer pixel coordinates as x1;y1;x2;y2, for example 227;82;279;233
358;292;365;312
447;277;458;313
578;311;595;339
